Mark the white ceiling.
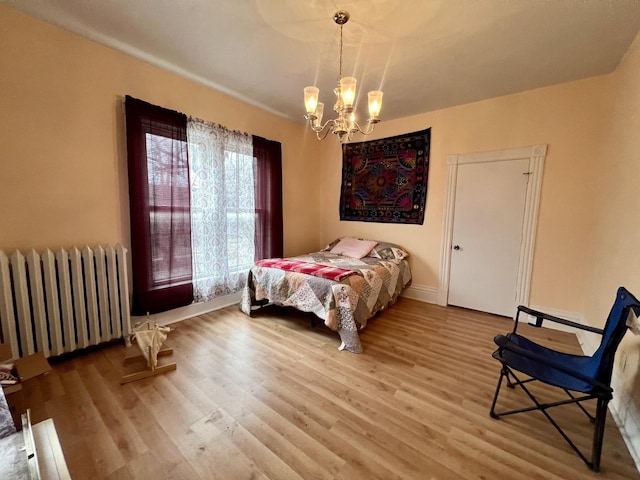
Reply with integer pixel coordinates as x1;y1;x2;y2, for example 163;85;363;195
4;0;640;123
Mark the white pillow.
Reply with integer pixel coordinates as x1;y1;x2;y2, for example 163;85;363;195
329;237;378;259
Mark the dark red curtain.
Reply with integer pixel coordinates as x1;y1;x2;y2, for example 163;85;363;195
125;96;193;314
253;136;283;260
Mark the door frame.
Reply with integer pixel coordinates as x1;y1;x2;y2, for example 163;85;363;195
437;144;547;311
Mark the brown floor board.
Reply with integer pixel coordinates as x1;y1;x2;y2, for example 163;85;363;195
19;298;639;479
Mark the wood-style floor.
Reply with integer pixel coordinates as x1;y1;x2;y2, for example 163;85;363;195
22;299;640;479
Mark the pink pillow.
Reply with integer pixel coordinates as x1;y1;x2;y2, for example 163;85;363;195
329;237;378;259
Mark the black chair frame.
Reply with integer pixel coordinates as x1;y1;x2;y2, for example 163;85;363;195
489;294;640;472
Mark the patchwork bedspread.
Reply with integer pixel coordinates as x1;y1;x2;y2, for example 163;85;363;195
240;251;412;353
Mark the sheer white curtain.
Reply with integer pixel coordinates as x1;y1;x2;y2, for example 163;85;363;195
187;118;255;302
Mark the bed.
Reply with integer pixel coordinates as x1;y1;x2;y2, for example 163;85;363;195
240;238;412;353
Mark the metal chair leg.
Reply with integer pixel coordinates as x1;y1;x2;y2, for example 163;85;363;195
490;365;607;472
489;368;506;419
591;397;609;473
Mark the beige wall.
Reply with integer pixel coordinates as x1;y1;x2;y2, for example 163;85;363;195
586;33;640;322
319;75;610;312
2;2;633;316
0;5;321;257
585;32;640;449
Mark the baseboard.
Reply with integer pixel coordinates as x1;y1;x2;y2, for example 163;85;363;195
131;291;243;327
610;389;640;470
527;305;600;355
401;284;438;304
140;284;439;325
526;305;584;331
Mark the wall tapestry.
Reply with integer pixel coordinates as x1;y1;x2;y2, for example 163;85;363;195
339;128;431;224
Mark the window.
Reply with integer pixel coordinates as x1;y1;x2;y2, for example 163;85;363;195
125;96;193;314
145;133;192;285
126;96;283;313
223;150;256;274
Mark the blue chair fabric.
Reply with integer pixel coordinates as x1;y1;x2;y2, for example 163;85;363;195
490;287;640;472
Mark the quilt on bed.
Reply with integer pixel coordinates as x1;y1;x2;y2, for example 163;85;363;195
240;251;412;353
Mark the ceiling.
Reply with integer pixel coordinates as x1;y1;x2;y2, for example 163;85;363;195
4;0;640;123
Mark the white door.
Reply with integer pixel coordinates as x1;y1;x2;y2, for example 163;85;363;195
447;158;530;317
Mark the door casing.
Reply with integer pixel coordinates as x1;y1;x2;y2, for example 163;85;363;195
438;145;547;313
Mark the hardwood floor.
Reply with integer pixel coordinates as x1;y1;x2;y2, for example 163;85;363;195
21;299;640;479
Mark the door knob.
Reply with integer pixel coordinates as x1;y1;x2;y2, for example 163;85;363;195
453;245;460;250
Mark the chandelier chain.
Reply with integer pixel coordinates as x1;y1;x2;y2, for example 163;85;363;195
338;24;343;82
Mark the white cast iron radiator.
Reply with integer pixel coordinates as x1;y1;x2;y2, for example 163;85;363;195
0;244;131;359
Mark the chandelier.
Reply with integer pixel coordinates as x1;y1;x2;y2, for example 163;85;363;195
303;10;383;143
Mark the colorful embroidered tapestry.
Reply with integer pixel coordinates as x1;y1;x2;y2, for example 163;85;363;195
339;128;431;224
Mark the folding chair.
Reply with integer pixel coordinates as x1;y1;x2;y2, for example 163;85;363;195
489;286;640;471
